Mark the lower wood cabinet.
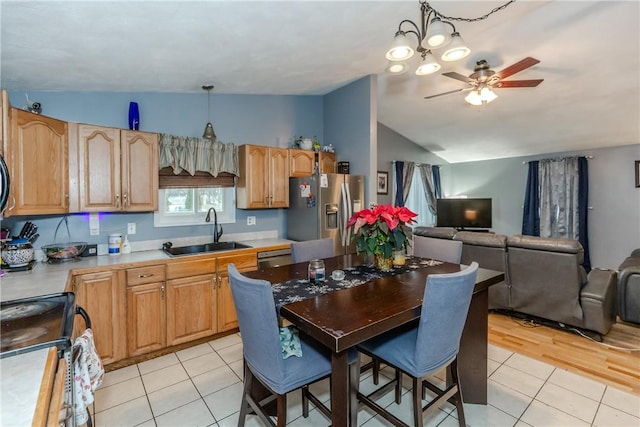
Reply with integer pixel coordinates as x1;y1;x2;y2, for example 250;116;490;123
216;253;258;332
166;274;217;346
72;250;260;363
72;270;126;365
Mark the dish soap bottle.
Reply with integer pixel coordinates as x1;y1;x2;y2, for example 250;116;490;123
121;235;132;254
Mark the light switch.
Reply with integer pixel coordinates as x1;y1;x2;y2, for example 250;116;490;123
127;223;136;235
89;213;99;236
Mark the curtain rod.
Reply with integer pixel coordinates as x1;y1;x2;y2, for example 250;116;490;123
522;155;594;165
390;161;442;167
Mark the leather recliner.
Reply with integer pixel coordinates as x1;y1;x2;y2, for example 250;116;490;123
507;235;617;335
454;231;509;311
617;249;640;324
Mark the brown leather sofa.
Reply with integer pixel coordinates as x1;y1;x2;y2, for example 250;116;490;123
413;228;617;334
617;249;640;324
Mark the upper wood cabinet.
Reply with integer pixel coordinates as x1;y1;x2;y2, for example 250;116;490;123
237;144;289;209
289;149;315;177
318;152;336;174
73;124;158;212
1;90;9;157
5;108;68;216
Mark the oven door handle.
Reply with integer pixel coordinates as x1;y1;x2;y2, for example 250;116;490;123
75;305;91;329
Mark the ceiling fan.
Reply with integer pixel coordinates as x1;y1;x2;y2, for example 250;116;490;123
424;57;543;105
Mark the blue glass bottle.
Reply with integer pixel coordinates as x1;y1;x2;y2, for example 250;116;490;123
128;102;140;130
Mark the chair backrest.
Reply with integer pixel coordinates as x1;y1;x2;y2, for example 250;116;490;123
291;238;335;263
414;262;478;375
227;263;285;383
413;235;463;263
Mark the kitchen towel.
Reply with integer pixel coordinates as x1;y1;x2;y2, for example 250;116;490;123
73;328;105;425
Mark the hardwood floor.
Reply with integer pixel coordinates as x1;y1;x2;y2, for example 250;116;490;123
488;312;640;395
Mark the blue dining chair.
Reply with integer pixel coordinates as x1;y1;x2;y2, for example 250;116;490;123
357;262;479;427
290;238;335;263
228;263;333;426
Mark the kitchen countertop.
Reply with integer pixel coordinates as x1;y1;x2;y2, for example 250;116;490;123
0;236;292;425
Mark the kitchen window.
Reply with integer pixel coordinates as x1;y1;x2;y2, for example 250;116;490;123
153;187;236;227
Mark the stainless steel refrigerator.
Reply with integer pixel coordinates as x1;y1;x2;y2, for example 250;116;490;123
287;174;365;255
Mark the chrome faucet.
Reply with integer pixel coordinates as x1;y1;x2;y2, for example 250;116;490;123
205;207;223;243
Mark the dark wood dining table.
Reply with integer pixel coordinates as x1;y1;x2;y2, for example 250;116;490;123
244;254;504;427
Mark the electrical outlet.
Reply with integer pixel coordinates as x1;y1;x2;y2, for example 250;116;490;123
89;213;100;235
247;216;256;226
127;223;136;234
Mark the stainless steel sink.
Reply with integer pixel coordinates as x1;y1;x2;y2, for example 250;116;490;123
162;241;252;257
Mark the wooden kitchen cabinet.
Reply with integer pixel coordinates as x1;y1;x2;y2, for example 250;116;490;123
72;270;126;365
0;90;9;156
166;257;217;346
75;124;158;212
5;108;68;216
126;265;166;357
318;151;336;174
237;144;289;208
289;148;315;177
216;252;258;332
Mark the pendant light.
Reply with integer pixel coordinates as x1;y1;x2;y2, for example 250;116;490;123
202;85;217;140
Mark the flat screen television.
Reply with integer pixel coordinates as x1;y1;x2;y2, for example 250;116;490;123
436;198;492;230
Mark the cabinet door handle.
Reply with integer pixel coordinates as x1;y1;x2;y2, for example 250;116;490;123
161;285;165;299
123;193;128;208
115;194;121;208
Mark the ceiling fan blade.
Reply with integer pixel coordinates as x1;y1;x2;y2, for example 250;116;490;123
424;88;466;100
442;72;471;83
497;79;544;88
496;57;540;80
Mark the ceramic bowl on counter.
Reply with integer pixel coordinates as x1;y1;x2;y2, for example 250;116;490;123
1;241;35;267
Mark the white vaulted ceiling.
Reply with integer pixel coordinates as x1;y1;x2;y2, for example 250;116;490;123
1;1;638;163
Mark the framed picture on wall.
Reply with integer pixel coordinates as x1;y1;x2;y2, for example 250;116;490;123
635;160;640;188
377;171;389;195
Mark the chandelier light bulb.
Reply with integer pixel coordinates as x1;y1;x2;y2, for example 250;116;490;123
386;61;408;74
465;90;483;106
415;51;441;75
441;32;471;61
480;87;498;103
386;32;415;61
425;18;450;48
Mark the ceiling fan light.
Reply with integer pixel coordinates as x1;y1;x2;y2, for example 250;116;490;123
386;31;415;61
425;18;450;48
415;51;441;75
464;90;483;106
441;32;470;62
480;87;498;103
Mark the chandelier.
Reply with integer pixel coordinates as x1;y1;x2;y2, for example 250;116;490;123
202;85;217;140
385;0;516;76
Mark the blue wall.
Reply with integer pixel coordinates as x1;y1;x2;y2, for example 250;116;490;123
4;90;326;247
323;76;376;204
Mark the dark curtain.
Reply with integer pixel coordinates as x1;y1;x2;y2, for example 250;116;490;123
395;161;405;207
432;165;442;199
522;160;540;235
578;157;591;271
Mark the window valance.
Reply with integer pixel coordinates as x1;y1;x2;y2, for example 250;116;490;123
158;133;239;177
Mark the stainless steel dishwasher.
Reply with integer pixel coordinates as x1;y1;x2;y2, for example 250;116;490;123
257;248;292;268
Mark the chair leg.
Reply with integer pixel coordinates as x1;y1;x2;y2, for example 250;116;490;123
373;357;381;384
412;377;424;427
276;393;287;427
238;366;253;427
301;385;310;417
450;359;466;427
394;369;403;404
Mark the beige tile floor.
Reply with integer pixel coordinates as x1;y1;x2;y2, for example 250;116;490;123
91;333;640;426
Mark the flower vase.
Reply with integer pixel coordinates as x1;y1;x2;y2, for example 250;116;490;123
375;253;393;271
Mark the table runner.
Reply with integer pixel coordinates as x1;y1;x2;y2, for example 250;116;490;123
272;256;444;309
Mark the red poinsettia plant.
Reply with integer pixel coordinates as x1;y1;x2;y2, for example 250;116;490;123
347;204;418;259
